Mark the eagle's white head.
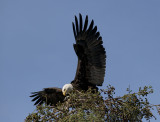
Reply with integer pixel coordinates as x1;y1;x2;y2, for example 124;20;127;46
62;84;73;96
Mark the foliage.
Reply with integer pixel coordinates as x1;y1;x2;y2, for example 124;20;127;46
25;85;160;122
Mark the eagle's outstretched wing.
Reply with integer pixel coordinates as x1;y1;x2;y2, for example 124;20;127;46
72;14;106;89
30;87;65;106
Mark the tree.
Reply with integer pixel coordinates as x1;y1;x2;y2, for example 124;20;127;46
25;85;160;122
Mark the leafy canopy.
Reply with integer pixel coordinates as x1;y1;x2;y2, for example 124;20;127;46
26;85;160;122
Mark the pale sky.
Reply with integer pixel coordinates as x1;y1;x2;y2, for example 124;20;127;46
1;0;160;121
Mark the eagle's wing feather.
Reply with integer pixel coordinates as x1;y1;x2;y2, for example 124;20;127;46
72;14;106;87
30;87;65;106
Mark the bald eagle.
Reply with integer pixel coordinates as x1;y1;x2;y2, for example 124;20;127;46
30;14;106;106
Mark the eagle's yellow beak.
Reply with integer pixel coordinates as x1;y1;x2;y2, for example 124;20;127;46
63;90;66;96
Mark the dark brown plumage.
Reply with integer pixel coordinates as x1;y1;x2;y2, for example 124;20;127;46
71;14;106;91
30;88;65;105
30;14;106;106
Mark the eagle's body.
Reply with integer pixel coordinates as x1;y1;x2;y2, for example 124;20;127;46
30;14;106;106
